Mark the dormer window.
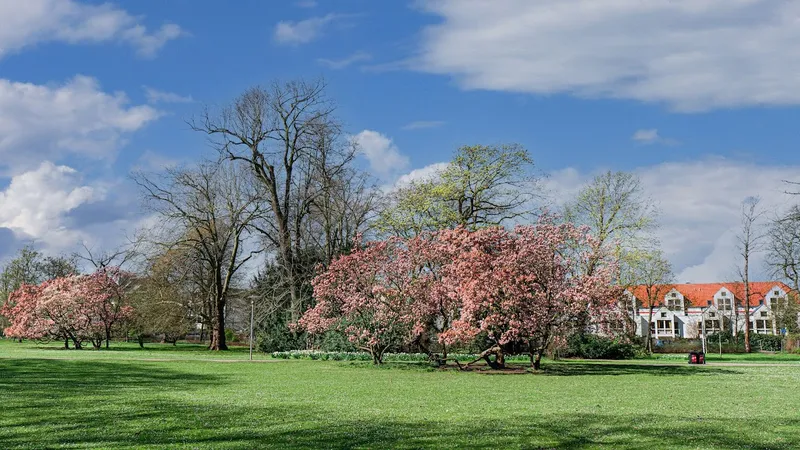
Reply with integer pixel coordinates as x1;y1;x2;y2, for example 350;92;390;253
721;292;727;297
774;290;780;295
707;300;712;306
759;300;764;305
671;293;677;298
660;312;667;318
718;297;732;311
709;312;716;318
769;298;779;309
761;311;768;317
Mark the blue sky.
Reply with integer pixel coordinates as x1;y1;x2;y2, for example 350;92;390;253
1;0;799;282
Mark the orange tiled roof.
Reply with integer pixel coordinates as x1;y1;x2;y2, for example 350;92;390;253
627;282;794;308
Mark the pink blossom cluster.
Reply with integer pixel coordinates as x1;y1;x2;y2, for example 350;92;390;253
299;215;622;363
2;269;133;349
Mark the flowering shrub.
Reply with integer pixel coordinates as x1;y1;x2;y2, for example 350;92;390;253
299;216;622;368
1;269;133;349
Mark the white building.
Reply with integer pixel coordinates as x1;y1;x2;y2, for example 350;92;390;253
625;282;795;339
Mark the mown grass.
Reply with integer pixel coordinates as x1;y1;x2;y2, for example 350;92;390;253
2;339;800;449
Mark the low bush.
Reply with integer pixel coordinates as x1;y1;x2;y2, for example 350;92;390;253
563;334;637;359
270;350;485;362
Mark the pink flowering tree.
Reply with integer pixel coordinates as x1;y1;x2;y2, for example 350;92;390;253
298;238;418;364
2;271;134;350
404;229;470;360
81;268;135;349
439;217;621;369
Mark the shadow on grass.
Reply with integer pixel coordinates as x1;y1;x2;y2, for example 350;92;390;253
540;362;742;377
0;358;792;449
23;342;247;354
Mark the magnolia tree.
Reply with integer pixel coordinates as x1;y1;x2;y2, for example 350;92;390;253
298;238;418;364
300;216;621;368
438;220;621;369
1;270;133;349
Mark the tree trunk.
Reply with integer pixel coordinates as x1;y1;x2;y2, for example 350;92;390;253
744;255;752;353
64;337;70;350
209;298;228;350
138;334;144;348
105;327;111;349
467;345;505;369
646;305;655;353
532;351;543;370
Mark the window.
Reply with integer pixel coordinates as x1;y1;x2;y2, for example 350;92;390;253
759;300;764;305
718;298;732;311
709;312;716;318
667;298;682;311
660;312;667;318
721;291;727;297
707;300;712;306
671;293;677;298
774;290;780;295
770;298;779;309
761;311;768;317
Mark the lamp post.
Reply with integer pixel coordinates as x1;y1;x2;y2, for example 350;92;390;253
249;296;255;361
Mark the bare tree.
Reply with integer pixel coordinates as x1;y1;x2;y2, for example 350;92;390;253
192;80;358;323
768;205;800;294
736;196;765;353
134;159;261;350
76;242;137;271
564;171;658;276
620;248;674;352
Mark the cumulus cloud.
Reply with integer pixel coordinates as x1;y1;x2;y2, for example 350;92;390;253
394;162;449;189
0;0;184;59
0;76;159;173
144;86;193;104
274;14;342;45
317;51;371;69
350;130;410;179
416;0;800;111
546;158;799;283
0;162;102;248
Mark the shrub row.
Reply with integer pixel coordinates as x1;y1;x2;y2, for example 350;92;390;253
271;350;480;361
562;334;639;359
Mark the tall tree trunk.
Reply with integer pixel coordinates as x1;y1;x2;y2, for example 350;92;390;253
209;298;228;350
64;337;70;350
744;264;752;353
105;326;111;349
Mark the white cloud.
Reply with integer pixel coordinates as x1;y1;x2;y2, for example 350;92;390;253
0;76;159;173
350;130;410;179
394;162;449;189
317;51;371;69
0;161;102;248
547;158;799;282
0;0;184;59
402;120;445;130
632;128;679;146
416;0;800;111
632;129;659;144
274;14;341;45
144;86;193;104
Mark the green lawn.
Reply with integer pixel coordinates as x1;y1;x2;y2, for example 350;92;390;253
2;340;800;449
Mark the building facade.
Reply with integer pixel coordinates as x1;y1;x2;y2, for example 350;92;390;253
625;282;795;339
